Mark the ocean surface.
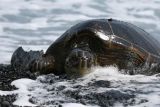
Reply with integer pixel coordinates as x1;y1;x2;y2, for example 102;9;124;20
0;0;160;107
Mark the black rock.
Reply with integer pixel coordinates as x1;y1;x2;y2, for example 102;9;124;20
91;80;110;87
0;94;17;107
0;64;38;106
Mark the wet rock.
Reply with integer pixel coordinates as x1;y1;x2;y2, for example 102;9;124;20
0;64;37;106
63;89;135;107
90;80;110;87
11;47;44;72
0;64;37;91
0;94;17;107
0;64;149;107
1;101;11;107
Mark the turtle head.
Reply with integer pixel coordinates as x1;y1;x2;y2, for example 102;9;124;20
65;48;97;78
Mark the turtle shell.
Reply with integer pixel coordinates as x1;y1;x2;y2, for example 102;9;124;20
45;19;160;72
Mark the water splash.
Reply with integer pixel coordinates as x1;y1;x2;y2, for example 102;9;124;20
0;66;160;106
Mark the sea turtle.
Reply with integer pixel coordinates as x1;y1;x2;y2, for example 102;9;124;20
11;19;160;77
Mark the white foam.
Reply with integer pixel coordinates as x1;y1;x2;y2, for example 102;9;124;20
12;79;37;106
0;78;37;106
62;103;99;107
0;66;160;106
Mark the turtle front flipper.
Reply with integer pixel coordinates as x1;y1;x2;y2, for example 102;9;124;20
65;48;97;78
29;54;55;74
